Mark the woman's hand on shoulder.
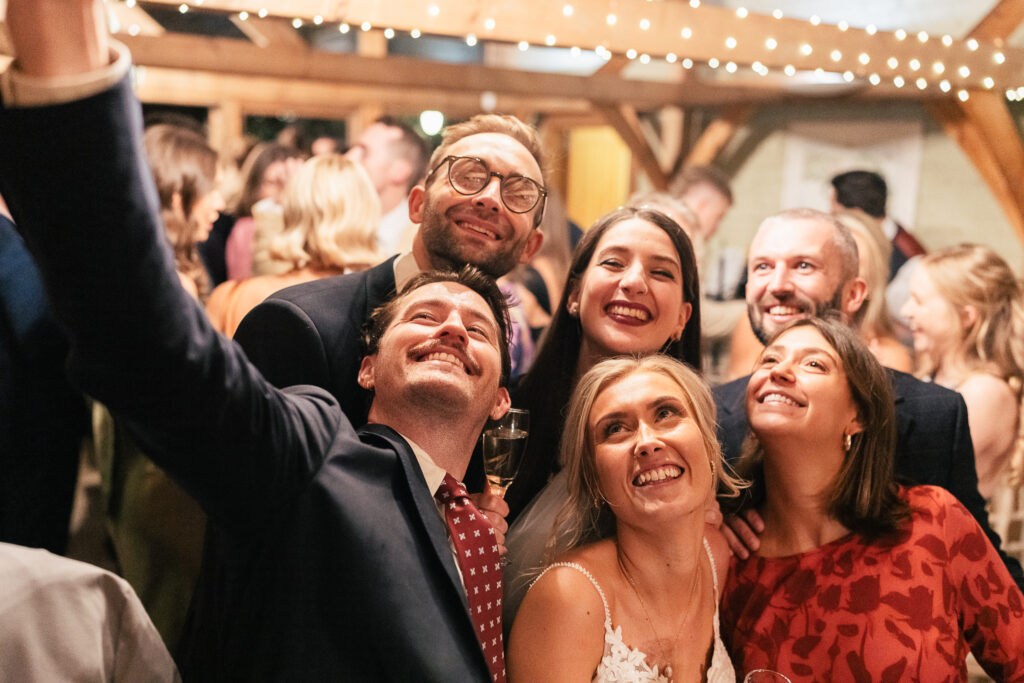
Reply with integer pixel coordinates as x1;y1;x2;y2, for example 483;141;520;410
507;562;606;683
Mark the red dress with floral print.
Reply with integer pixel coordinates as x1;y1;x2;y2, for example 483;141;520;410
722;486;1024;682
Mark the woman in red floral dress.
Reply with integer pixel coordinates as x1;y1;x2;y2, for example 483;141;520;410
721;317;1024;682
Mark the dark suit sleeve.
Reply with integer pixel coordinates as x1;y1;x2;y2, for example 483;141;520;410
234;297;332;392
0;77;341;539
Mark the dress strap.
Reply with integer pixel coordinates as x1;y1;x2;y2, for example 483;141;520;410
702;537;719;599
533;561;612;625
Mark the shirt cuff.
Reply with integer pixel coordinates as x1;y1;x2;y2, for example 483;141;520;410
1;40;131;108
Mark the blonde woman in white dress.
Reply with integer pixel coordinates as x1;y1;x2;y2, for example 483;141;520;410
508;355;743;682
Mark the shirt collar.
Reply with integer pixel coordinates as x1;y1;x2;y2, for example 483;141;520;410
392;251;423;292
395;430;448;496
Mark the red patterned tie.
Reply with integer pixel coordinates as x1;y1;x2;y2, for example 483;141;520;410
436;474;506;683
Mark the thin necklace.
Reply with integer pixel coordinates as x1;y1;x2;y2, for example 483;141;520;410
616;545;702;679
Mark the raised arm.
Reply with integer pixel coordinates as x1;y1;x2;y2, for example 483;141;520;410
0;0;340;536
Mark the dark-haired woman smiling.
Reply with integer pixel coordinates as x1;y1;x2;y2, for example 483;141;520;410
722;317;1024;681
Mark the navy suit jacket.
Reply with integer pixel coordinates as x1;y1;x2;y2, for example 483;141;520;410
0;76;489;682
234;257;398;428
714;371;1024;590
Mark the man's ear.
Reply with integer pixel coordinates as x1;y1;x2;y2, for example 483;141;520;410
407;185;426;224
357;355;377;390
489;387;512;421
842;277;869;318
517;229;544;265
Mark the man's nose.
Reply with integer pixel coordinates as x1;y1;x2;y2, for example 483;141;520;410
436;311;469;345
473;176;503;212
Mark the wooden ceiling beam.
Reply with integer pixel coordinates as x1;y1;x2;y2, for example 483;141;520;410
968;0;1024;42
592;103;669;190
229;15;307;49
139;0;1024;90
683;104;756;167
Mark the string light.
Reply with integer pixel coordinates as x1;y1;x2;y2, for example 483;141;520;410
339;22;350;33
238;11;248;20
606;13;617;25
917;31;928;43
895;29;907;40
178;4;188;13
466;34;477;46
772;9;783;19
708;58;720;68
562;4;573;17
292;17;303;28
868;73;881;85
983;76;995;89
916;78;927;89
410;28;420;38
909;59;921;71
843;71;854;82
570;46;581;57
800;43;813;56
666;52;677;63
765;38;778;50
736;7;748;19
865;24;877;35
959;65;971;78
940;80;951;92
725;61;738;73
784;64;796;76
967;39;979;51
995;52;1006;64
640;18;651;30
830;49;842;62
942;35;953;47
484;18;495;30
838;20;849;32
894;76;905;87
958;89;970;101
639;53;651;64
626;48;637;59
933;62;945;74
360;21;371;31
726;37;738;49
809;15;821;26
313;15;323;25
257;8;268;18
384;27;395;39
428;5;439;17
858;53;870;65
887;57;899;69
518;40;529;51
682;58;694;69
681;27;692;39
126;0;136;6
689;0;700;8
544;34;556;46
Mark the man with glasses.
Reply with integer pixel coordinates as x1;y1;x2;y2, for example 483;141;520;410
235;116;546;426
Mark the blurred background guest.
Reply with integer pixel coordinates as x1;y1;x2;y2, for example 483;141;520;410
901;244;1024;502
206;155;382;337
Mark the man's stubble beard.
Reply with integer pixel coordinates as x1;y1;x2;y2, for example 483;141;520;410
419;201;526;279
748;286;846;345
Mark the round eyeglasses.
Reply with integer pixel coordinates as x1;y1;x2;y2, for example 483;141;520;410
426;155;546;214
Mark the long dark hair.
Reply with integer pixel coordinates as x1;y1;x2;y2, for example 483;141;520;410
734;316;910;539
507;207;701;518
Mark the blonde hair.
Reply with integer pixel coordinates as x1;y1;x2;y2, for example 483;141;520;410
920;244;1024;484
548;355;745;560
834;209;895;337
251;155;382;276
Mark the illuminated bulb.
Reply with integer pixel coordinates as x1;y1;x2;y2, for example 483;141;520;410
784;64;796;76
606;13;616;25
466;34;477;46
708;58;720;68
869;73;881;85
800;43;813;56
967;38;979;51
681;27;692;39
815;67;825;76
640;18;650;30
682;58;694;69
959;65;971;78
666;52;677;63
866;24;877;35
384;27;395;39
126;0;136;6
736;7;748;18
726;61;738;73
916;78;927;89
933;62;945;74
838;20;849;31
258;8;268;18
895;29;907;40
563;5;574;17
752;60;764;71
917;31;928;43
843;71;855;82
178;4;188;13
810;15;821;25
894;76;905;88
570;46;581;57
360;21;371;31
984;77;995;89
887;57;899;69
1009;90;1018;101
859;53;870;65
772;9;783;19
958;89;969;102
238;11;248;20
544;34;555;46
428;5;439;16
909;59;920;71
830;49;842;62
626;49;638;59
640;54;651;64
518;40;529;51
339;22;350;33
689;0;700;8
484;18;495;30
726;37;737;49
1018;86;1024;98
995;52;1006;64
942;35;953;47
766;38;778;50
292;18;303;28
313;15;323;25
128;24;141;35
410;28;420;38
940;80;951;92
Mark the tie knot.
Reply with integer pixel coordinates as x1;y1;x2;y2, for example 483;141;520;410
436;473;469;502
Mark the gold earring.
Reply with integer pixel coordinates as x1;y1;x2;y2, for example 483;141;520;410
568;302;579;316
843;433;853;451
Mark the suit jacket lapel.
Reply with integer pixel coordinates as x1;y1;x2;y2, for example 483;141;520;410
358;423;471;613
888;369;913;448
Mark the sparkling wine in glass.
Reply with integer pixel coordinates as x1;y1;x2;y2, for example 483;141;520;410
482;409;529;497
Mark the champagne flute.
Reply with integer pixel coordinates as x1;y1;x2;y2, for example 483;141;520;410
482;409;529;498
743;670;792;683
